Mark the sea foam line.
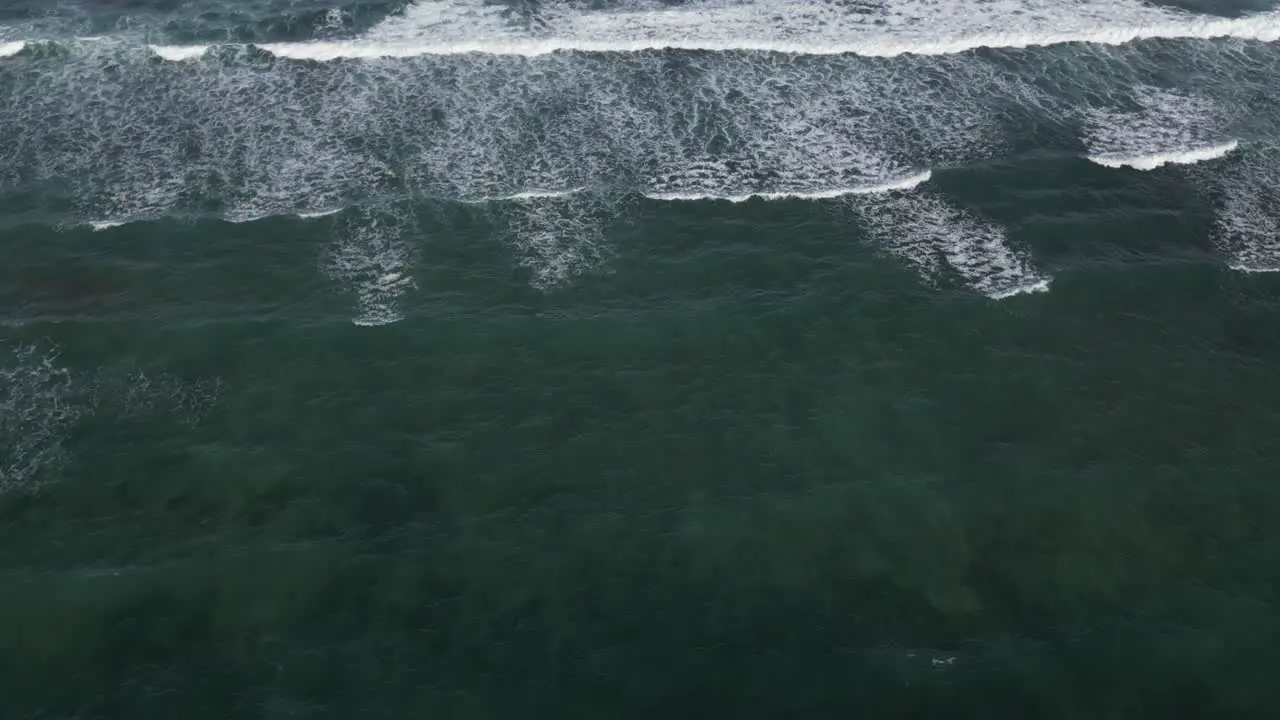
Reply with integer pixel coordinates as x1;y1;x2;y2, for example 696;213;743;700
1087;139;1239;170
459;187;589;204
75;190;590;231
136;12;1280;62
645;171;932;202
69;178;929;231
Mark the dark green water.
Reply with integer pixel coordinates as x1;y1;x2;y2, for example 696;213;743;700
4;1;1280;717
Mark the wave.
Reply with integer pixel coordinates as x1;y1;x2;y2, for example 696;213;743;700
0;41;23;57
297;208;343;219
643;170;932;202
5;16;1280;290
498;193;618;291
252;19;1280;61
76;173;936;232
76;189;596;230
325;204;419;327
0;343;82;493
1088;139;1239;170
0;1;405;50
1083;87;1239;170
0;340;223;491
3;46;1017;228
461;187;590;204
150;44;209;61
85;212;317;231
852;190;1052;300
1213;147;1280;273
124;0;1280;62
321;191;614;321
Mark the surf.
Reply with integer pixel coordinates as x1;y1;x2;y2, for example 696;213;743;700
123;0;1280;62
1088;140;1239;170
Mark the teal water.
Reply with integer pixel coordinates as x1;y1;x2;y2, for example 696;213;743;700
4;1;1280;717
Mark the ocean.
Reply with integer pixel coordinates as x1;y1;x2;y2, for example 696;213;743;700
3;0;1280;717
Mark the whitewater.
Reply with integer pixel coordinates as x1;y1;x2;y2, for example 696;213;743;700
0;0;1275;61
5;0;1280;313
6;8;1280;718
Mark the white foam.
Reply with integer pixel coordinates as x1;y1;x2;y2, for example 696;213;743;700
1084;88;1237;171
224;204;360;224
1090;140;1239;170
318;8;350;33
1213;149;1280;273
646;170;932;202
989;276;1053;299
233;0;1280;61
149;44;209;61
325;205;418;326
80;177;187;231
508;187;589;201
501;194;615;290
634;75;968;204
854;191;1051;299
1;344;85;492
461;187;589;204
84;207;346;228
0;41;24;58
221;135;394;224
298;208;343;219
0;27;1024;230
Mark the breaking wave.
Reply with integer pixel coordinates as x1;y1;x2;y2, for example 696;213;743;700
122;0;1280;62
6;0;1280;297
1084;87;1239;170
